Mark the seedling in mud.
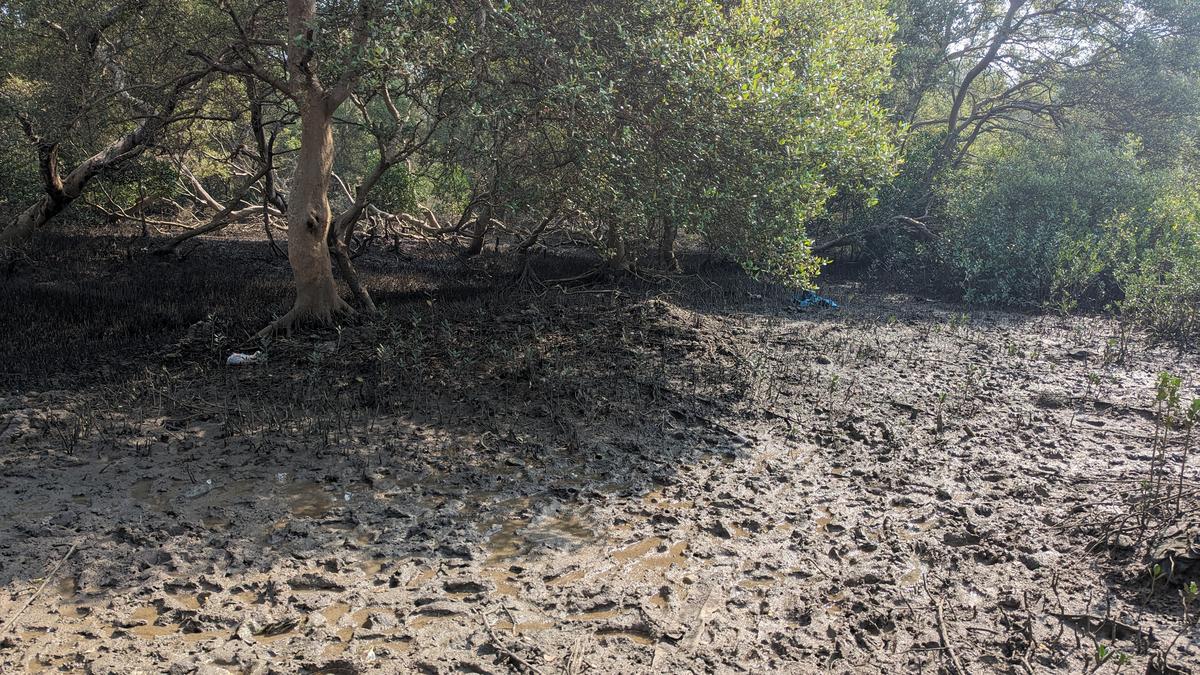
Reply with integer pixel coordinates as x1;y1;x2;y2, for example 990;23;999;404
1179;399;1200;514
950;312;970;333
1094;644;1131;670
1157;372;1181;410
1150;562;1169;595
1072;372;1103;426
1119;372;1187;545
1152;580;1200;675
1103;316;1135;367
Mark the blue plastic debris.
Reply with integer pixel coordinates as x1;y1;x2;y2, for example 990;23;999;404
793;290;839;309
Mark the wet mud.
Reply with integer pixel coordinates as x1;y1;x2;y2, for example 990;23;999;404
2;282;1198;673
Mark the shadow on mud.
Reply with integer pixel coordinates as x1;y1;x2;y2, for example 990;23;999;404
0;237;755;629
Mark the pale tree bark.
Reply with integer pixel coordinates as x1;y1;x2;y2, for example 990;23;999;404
273;98;352;329
605;220;630;274
1;129;151;247
258;0;368;335
461;204;491;258
462;169;499;258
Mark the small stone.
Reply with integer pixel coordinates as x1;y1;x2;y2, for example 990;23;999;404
365;611;399;629
235;621;257;643
710;521;735;539
308;611;328;629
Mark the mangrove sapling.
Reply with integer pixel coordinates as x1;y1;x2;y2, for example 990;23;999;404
1176;399;1200;516
1142;373;1182;537
1090;643;1131;673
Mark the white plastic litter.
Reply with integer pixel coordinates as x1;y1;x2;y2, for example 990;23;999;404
226;351;263;366
184;478;214;499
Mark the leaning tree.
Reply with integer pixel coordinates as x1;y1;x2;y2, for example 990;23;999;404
0;0;225;246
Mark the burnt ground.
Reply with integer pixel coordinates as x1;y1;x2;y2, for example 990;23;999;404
1;223;1199;674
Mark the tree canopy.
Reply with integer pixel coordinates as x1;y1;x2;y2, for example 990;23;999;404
0;0;1197;337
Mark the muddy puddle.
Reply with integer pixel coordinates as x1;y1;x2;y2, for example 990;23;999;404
129;475;343;520
480;499;597;563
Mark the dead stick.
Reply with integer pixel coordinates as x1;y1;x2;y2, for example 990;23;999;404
478;609;544;674
567;636;585;675
934;598;967;675
0;541;79;635
502;603;519;636
1019;590;1038;674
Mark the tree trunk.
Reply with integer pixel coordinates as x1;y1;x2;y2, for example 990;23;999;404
657;216;679;271
329;188;377;315
0;196;63;247
461;207;489;258
263;99;352;335
918;0;1024;201
258;0;368;336
331;233;376;314
605;220;630;274
325;143;399;315
0;64;210;247
0;129;147;246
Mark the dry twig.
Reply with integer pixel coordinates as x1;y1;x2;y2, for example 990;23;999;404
0;540;80;636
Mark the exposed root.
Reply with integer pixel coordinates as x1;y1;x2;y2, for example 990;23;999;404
545;261;639;287
545;267;605;286
255;296;354;339
510;257;547;294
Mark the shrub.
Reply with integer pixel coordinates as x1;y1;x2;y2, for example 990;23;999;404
926;129;1199;341
940;130;1153;308
1116;179;1200;341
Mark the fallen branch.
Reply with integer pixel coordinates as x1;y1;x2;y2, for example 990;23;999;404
927;588;967;675
516;213;562;253
0;540;79;636
477;609;544;674
154;165;274;255
1049;612;1151;643
811;215;941;255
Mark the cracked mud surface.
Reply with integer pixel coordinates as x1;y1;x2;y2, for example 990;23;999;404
2;259;1199;673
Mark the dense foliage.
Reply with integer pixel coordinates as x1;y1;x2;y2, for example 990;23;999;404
0;0;1197;337
841;0;1200;340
